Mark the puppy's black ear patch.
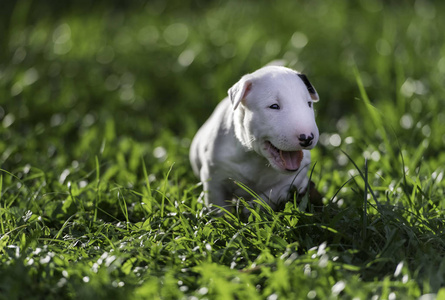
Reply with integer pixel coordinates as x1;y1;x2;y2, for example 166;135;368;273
298;74;319;101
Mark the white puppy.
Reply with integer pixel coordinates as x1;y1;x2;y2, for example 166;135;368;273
190;66;319;211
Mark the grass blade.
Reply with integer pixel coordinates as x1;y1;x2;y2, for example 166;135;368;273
342;150;381;210
363;159;368;241
353;64;395;161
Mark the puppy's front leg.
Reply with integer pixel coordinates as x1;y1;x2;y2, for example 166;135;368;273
202;179;232;213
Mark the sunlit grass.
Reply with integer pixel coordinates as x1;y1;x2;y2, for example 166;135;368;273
0;1;445;299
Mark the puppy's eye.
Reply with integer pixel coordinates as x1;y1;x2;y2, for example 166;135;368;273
308;101;312;108
269;104;280;110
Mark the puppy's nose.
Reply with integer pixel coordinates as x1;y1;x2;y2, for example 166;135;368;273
299;133;314;147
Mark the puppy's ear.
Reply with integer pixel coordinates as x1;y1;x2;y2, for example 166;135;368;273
297;74;319;102
228;78;252;110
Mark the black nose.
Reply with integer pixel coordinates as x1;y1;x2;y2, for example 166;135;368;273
299;133;314;147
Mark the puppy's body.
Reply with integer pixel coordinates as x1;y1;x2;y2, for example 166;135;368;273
190;66;319;210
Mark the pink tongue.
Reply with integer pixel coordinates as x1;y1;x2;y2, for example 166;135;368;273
280;150;304;170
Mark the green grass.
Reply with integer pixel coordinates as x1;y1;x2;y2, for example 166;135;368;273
1;0;445;299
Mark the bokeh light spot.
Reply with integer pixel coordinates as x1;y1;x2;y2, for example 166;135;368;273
329;134;342;147
163;23;189;46
400;114;413;129
2;114;15;128
138;26;160;45
291;32;308;49
23;68;39;86
178;49;195;67
53;23;72;55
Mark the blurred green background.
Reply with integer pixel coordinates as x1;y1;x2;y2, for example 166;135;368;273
2;0;444;179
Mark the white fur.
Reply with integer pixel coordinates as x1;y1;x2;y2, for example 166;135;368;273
189;66;319;211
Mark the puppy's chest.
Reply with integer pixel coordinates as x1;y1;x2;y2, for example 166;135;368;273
230;171;291;202
224;159;291;193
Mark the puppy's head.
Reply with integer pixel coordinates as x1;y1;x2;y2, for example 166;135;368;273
228;66;319;173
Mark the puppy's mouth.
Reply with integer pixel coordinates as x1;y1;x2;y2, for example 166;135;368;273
265;141;303;172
